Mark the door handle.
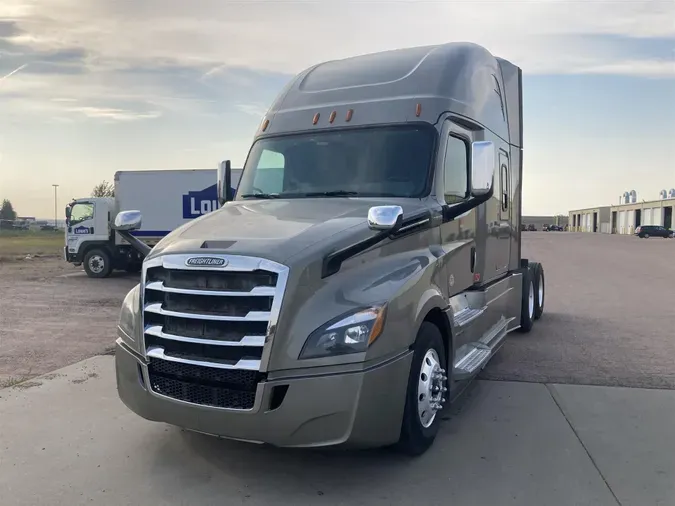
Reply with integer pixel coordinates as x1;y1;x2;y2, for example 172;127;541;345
470;246;476;272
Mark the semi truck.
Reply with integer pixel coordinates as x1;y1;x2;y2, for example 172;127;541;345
64;168;241;278
113;42;546;456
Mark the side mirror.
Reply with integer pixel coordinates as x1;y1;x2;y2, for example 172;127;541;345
64;205;71;226
113;210;142;231
470;141;495;196
217;160;232;205
368;205;403;232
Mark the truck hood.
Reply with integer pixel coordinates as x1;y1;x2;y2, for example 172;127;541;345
148;198;428;264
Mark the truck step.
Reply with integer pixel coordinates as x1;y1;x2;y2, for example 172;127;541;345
453;344;492;380
452;307;486;328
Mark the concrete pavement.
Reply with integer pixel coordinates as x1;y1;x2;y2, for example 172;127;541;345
1;356;673;506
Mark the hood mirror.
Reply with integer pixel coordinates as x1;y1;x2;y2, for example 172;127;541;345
113;210;142;231
368;205;403;232
470;140;495;196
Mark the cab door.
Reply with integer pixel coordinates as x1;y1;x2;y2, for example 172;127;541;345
66;201;99;257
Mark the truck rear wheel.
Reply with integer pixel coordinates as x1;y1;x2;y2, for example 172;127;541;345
530;262;545;320
83;248;112;278
397;322;448;456
518;268;535;333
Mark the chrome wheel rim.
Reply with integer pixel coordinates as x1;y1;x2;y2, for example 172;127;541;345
528;281;535;319
88;255;105;274
538;274;544;308
417;349;447;428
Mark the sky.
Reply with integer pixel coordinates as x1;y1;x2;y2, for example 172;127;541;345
0;0;673;219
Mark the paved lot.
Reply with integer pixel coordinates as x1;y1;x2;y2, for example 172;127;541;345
481;232;675;389
1;232;674;505
3;355;674;506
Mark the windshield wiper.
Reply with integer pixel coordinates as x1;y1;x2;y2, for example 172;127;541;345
240;193;281;199
300;190;360;197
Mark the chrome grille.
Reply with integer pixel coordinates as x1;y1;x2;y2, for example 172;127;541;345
141;254;289;410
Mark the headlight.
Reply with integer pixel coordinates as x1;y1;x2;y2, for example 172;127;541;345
299;305;387;359
118;284;141;347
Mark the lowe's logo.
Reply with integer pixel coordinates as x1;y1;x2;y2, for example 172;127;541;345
73;226;90;235
182;184;219;219
185;257;227;267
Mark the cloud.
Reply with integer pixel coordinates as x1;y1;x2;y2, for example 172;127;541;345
0;0;672;122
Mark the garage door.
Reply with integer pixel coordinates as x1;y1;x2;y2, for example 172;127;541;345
644;208;652;226
627;210;635;233
619;211;626;234
652;208;661;226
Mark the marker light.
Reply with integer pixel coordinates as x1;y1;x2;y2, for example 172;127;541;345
312;112;320;125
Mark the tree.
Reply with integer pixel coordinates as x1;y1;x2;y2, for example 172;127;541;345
0;199;17;220
92;180;114;197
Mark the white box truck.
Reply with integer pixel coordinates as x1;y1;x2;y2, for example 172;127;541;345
64;168;242;277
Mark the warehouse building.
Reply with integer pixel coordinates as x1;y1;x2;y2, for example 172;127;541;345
523;215;568;230
569;189;675;234
569;207;611;233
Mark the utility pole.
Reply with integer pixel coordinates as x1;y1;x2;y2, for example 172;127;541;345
52;184;59;228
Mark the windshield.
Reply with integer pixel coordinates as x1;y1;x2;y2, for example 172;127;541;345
236;125;435;199
69;203;94;226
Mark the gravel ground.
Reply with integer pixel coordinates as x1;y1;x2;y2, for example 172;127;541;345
1;232;673;389
0;259;138;385
481;232;675;389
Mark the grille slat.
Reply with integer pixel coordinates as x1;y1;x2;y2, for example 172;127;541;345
142;255;287;410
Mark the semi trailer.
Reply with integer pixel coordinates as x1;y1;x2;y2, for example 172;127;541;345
113;42;546;455
64;168;241;278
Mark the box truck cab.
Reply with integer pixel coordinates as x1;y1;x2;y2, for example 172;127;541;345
113;42;546;456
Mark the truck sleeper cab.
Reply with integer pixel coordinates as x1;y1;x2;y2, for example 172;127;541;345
113;42;546;455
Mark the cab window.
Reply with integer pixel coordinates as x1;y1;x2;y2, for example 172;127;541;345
69;203;94;226
443;136;469;204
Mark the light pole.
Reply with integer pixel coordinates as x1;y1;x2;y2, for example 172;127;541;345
52;184;59;228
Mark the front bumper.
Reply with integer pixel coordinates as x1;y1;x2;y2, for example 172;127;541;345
115;340;413;448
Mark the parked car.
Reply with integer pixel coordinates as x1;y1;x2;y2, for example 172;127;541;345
527;224;537;231
549;225;563;231
542;224;549;231
635;225;674;238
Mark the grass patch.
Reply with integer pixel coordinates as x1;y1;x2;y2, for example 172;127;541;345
0;229;63;258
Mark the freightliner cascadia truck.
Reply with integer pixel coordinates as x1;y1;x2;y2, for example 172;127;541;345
113;42;546;455
64;169;241;278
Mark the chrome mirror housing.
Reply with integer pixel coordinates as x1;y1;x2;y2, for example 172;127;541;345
470;140;495;196
367;205;403;231
113;210;142;231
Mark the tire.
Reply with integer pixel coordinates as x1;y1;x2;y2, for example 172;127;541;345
530;262;545;320
644;233;649;238
518;268;535;333
397;322;448;456
83;248;113;278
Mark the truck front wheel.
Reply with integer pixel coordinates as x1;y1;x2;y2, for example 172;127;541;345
397;322;448;456
83;249;113;278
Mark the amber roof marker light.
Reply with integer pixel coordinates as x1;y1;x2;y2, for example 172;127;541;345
345;109;354;122
261;118;269;132
312;112;320;125
329;111;337;124
415;103;422;117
